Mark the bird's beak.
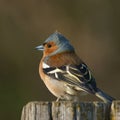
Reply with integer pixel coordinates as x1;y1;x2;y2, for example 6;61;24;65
35;45;44;51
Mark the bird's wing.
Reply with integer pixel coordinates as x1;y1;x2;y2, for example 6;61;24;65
43;63;97;94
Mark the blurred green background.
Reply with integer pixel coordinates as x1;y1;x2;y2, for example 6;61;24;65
0;0;120;120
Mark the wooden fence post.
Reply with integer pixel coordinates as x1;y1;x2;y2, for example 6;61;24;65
21;101;116;120
111;101;120;120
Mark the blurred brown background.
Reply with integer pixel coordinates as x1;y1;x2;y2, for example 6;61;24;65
0;0;120;120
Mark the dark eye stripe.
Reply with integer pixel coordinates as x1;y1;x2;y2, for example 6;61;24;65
43;43;47;46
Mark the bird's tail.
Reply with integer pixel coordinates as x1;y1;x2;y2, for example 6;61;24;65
95;88;115;103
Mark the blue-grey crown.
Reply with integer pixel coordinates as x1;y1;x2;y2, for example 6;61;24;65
45;32;74;55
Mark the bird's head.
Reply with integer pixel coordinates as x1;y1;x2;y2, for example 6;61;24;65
36;32;74;56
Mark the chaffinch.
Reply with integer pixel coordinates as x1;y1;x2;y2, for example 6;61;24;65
36;32;115;103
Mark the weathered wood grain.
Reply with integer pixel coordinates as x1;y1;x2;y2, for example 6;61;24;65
21;101;120;120
111;101;120;120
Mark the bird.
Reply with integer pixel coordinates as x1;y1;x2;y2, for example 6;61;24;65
36;32;115;103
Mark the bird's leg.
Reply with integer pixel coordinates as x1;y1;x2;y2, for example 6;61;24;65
56;97;60;102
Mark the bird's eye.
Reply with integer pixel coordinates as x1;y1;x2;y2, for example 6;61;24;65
47;44;52;48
